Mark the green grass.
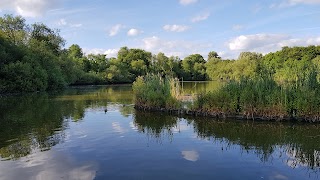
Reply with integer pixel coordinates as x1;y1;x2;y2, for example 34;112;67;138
192;77;320;121
133;74;320;122
133;74;181;109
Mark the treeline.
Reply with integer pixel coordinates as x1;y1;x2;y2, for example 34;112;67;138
0;15;207;93
2;14;320;93
207;46;320;86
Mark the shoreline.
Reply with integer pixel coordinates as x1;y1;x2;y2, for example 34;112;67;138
134;105;320;123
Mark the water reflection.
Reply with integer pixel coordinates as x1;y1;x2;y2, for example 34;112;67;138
0;85;133;160
191;119;320;171
0;150;97;180
181;81;222;94
133;113;320;173
133;111;179;143
0;93;69;160
0;84;319;179
181;150;199;162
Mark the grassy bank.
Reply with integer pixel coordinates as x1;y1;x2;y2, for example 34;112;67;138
133;74;320;122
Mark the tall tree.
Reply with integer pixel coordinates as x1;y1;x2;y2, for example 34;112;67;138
31;23;65;55
0;14;27;45
208;51;220;60
182;54;207;80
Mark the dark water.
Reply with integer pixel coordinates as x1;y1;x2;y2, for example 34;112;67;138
0;84;319;180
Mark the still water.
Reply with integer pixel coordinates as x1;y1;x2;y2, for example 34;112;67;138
0;82;319;180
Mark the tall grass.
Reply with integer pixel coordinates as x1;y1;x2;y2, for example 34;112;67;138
133;74;181;109
133;73;320;122
193;76;320;121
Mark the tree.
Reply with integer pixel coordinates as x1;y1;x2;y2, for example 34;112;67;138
208;51;220;60
68;44;83;59
238;52;262;61
31;23;65;54
153;52;170;75
87;54;108;73
0;14;27;45
182;54;206;80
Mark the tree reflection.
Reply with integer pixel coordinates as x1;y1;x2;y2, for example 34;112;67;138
133;113;320;172
191;118;320;171
133;111;179;143
0;85;133;160
0;93;69;160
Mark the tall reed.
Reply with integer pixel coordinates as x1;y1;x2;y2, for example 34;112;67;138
133;74;181;109
193;76;320;121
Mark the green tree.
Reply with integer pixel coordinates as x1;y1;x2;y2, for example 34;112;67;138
208;51;220;60
68;44;83;59
182;54;207;80
30;23;65;55
0;14;27;45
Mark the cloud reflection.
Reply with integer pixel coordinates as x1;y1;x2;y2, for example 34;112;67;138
0;150;97;180
181;150;199;162
112;122;127;134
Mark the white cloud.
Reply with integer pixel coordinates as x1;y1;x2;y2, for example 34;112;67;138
141;36;212;58
127;28;142;36
109;24;124;37
0;0;61;17
271;0;320;8
191;12;210;23
84;48;119;58
70;24;82;28
228;33;320;55
181;150;199;162
56;19;82;28
163;24;190;32
104;48;119;57
229;34;289;51
57;18;67;26
179;0;198;5
287;0;320;4
232;24;244;31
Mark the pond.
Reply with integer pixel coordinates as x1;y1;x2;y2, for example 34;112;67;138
0;83;319;180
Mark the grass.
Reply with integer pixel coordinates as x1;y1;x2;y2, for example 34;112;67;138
192;77;320;122
133;74;320;122
133;74;182;109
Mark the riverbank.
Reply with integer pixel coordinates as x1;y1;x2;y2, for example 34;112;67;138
134;105;320;122
133;74;320;123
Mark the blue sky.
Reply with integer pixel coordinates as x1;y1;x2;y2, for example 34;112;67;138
1;0;320;59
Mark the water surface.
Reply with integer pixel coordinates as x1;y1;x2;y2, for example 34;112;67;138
0;83;319;180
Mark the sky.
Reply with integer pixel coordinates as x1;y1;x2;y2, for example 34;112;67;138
0;0;320;59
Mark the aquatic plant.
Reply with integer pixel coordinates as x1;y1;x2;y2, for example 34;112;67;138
133;74;181;109
193;76;320;122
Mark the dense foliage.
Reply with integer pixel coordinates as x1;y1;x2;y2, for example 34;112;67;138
2;14;320;95
0;15;209;93
198;46;320;121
